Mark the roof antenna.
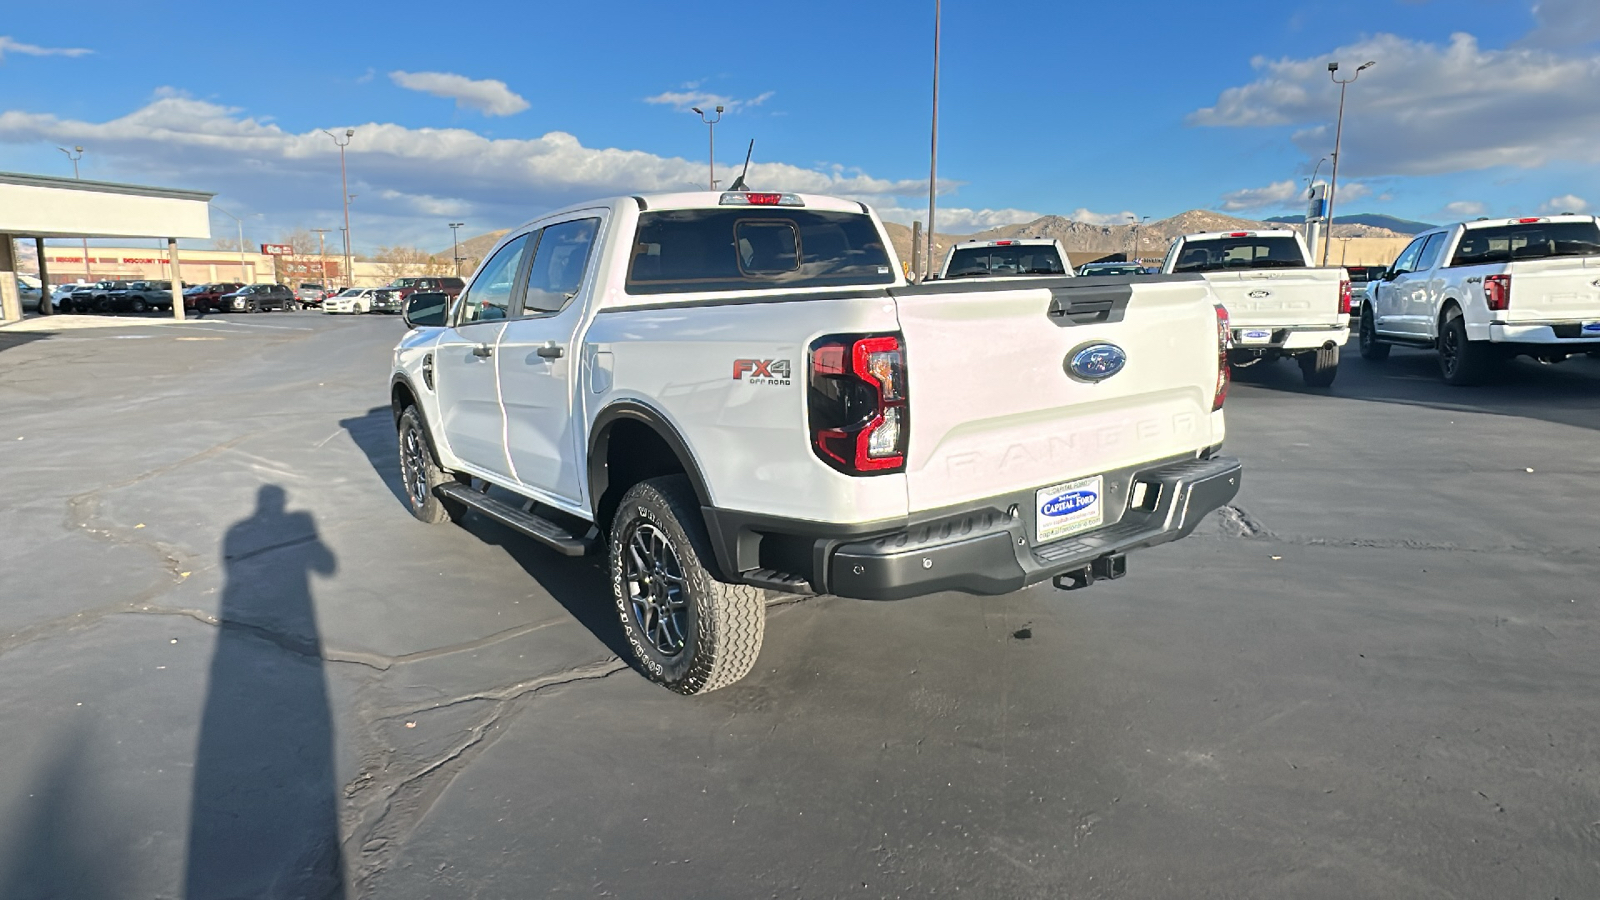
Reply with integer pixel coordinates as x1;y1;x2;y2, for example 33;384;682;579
727;140;755;192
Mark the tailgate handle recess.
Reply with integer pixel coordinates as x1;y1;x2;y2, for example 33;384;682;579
1046;286;1132;328
1049;298;1116;325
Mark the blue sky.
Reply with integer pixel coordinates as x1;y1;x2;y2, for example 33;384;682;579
2;0;1599;251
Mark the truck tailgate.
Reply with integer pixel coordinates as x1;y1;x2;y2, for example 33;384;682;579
891;277;1223;514
1502;256;1600;324
1204;269;1346;329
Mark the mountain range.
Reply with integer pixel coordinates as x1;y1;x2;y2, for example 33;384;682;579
1264;213;1435;235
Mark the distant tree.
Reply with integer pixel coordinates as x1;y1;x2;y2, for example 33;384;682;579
372;246;451;279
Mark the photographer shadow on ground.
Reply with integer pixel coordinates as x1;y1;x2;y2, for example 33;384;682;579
186;484;346;899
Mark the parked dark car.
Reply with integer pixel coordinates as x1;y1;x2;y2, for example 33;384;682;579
383;276;464;303
184;282;245;313
108;280;176;313
216;283;299;313
69;280;131;313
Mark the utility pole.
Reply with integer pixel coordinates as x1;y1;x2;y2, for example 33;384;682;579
1324;61;1375;265
323;128;356;286
1127;215;1149;263
213;207;251;284
57;146;91;283
691;106;724;190
926;0;942;280
449;222;465;277
310;228;330;285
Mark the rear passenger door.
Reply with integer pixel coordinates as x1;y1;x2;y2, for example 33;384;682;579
495;212;604;509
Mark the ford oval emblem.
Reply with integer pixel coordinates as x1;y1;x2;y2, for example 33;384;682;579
1248;289;1272;299
1042;490;1098;517
1066;342;1127;383
1584;322;1600;333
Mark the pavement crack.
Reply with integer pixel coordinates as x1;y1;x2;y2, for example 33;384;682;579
1216;504;1274;539
374;658;629;720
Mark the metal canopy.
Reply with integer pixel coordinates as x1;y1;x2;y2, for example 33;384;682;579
0;172;214;240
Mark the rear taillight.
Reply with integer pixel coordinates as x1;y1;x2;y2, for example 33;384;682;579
1484;274;1511;311
809;334;908;475
1213;304;1230;411
1338;278;1352;315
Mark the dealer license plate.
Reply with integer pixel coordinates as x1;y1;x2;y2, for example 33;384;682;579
1581;322;1600;335
1035;475;1105;544
1237;328;1272;344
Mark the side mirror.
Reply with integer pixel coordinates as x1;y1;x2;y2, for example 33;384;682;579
403;291;450;328
1381;268;1399;281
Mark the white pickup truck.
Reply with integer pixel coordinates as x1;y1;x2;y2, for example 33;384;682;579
937;238;1072;279
1358;215;1600;384
1162;229;1351;387
389;190;1241;694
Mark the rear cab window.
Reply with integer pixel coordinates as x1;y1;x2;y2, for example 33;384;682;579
626;209;894;294
1449;221;1600;266
1172;236;1306;273
945;244;1065;278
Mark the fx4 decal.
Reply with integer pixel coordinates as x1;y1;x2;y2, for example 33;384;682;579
733;358;793;386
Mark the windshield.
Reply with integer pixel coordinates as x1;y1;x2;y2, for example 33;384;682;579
625;209;894;294
1172;236;1306;273
944;245;1066;278
1080;265;1144;276
338;288;363;297
388;278;421;288
1451;221;1600;266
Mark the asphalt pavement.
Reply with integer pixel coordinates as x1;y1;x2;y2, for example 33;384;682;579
0;313;1597;899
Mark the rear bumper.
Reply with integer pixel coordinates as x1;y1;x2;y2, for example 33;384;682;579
1478;322;1600;344
1231;322;1349;351
704;454;1241;601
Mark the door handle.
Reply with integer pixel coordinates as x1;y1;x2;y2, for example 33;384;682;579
472;344;494;358
536;342;564;359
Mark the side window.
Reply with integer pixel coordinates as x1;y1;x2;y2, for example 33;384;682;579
456;233;531;325
1415;233;1447;272
1390;237;1426;276
520;218;600;315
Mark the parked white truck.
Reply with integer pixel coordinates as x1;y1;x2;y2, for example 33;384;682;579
1162;229;1351;387
937;238;1072;279
1358;215;1600;384
389;190;1242;694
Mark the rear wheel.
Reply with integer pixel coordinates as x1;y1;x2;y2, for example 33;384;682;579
609;475;764;695
1299;344;1339;388
1438;311;1495;385
130;298;148;314
1358;306;1390;360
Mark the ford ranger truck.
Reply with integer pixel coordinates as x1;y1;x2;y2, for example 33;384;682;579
937;238;1072;279
389;191;1242;694
1359;215;1600;384
1163;229;1351;387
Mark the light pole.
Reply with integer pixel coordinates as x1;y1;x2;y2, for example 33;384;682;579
1127;215;1149;263
323;128;356;286
926;0;942;280
1324;60;1375;265
448;222;465;277
212;206;252;284
57;146;92;282
690;106;724;190
310;228;330;285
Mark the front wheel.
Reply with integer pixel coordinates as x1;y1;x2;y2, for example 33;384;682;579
1358;307;1390;360
609;475;764;695
1299;344;1339;387
397;406;464;524
130;298;148;314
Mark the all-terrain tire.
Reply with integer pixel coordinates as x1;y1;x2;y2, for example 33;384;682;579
1358;306;1390;360
396;406;464;525
1299;344;1339;387
609;475;764;695
1438;311;1496;385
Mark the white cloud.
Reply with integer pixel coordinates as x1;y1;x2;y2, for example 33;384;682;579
874;204;1044;233
1444;200;1487;217
0;95;939;249
1221;179;1368;211
1067;207;1141;227
1190;32;1600;176
389;71;528;117
1520;0;1600;49
644;89;775;113
1538;193;1589;213
0;36;91;61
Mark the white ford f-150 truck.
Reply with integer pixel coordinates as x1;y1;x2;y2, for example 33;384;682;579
1358;214;1600;384
937;238;1072;279
389;190;1242;694
1162;229;1351;387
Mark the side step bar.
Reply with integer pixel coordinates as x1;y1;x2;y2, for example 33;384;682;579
435;482;594;557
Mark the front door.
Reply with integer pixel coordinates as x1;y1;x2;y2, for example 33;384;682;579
1374;235;1426;337
431;232;533;481
496;214;604;509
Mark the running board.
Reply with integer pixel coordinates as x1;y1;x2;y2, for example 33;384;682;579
435;482;593;557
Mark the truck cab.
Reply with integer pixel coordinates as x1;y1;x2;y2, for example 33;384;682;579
937;238;1071;279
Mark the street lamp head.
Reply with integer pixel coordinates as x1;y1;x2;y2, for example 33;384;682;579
1358;61;1376;71
715;105;724;113
345;128;355;138
691;107;703;115
74;146;84;153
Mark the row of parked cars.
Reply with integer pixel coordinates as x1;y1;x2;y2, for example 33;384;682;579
34;275;466;316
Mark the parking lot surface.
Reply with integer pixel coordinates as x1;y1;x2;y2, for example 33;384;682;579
1;314;1597;898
